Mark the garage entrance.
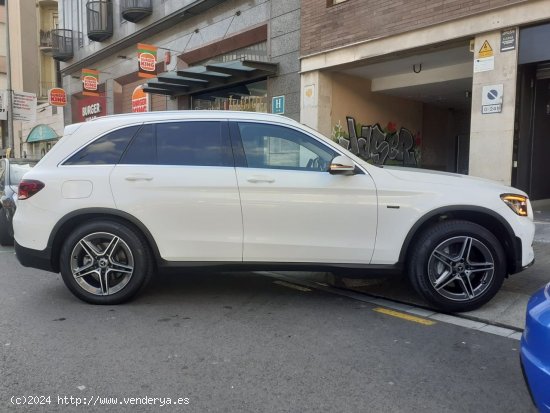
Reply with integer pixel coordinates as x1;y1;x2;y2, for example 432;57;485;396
332;43;473;173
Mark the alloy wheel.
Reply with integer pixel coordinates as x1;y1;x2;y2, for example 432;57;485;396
427;236;495;302
70;232;135;296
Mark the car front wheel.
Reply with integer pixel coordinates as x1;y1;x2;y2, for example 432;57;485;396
408;220;506;312
59;220;153;304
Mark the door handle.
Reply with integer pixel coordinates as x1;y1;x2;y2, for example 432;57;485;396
246;175;275;184
125;175;153;182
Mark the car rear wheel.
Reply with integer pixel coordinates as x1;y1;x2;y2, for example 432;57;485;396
59;220;153;304
408;220;506;312
0;211;13;246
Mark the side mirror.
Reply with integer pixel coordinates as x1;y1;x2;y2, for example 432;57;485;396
329;155;356;175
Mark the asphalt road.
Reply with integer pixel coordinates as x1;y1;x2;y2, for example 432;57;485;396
0;246;536;413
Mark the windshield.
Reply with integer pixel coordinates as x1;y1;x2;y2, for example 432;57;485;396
9;161;37;186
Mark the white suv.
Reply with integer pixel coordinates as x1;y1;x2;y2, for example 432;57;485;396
13;111;535;311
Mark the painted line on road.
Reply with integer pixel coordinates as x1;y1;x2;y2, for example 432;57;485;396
259;272;522;341
273;280;312;292
373;307;436;326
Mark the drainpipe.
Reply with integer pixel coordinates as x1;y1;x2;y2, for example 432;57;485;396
5;0;14;156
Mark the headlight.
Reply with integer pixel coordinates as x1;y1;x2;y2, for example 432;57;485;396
501;194;529;216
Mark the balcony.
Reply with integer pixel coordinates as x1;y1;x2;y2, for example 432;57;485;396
39;30;53;53
120;0;152;23
51;29;74;61
86;0;113;42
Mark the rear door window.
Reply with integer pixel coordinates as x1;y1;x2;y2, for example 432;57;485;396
156;121;232;167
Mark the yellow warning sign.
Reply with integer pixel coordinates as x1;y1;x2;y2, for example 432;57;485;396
478;40;494;58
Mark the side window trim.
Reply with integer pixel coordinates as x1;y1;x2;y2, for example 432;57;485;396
228;121;247;168
220;120;235;168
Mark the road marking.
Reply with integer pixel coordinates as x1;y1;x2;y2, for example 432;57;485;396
259;272;523;340
273;280;312;292
373;307;436;326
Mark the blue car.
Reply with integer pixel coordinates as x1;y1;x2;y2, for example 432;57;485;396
521;282;550;412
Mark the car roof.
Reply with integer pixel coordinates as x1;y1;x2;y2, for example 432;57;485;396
64;111;301;137
90;110;295;124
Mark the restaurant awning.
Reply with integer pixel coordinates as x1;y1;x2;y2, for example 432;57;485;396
142;60;278;97
26;125;59;143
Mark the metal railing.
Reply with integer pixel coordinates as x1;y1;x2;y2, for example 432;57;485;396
39;30;53;49
120;0;152;23
51;29;73;61
86;0;113;42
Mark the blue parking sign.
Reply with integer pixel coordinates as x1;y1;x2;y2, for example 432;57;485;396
272;95;285;114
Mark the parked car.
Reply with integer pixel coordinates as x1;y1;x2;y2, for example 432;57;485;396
12;111;535;310
521;282;550;412
0;158;38;246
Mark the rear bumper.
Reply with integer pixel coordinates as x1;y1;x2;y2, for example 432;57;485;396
14;241;55;273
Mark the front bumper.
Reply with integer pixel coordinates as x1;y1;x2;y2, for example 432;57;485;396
14;241;55;273
520;344;550;412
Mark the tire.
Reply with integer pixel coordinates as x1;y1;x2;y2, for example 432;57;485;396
408;220;506;312
0;210;14;246
59;219;154;305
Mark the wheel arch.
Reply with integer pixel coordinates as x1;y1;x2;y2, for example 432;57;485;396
399;205;521;274
48;208;161;273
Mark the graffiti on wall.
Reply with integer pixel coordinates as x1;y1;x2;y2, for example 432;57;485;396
333;116;419;166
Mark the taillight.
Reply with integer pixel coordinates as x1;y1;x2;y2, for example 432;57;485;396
18;180;45;200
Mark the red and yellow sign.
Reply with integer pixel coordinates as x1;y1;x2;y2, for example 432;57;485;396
138;43;157;78
48;88;67;107
82;68;100;97
131;85;149;113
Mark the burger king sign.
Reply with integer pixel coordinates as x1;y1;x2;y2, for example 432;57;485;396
48;88;67;107
138;43;158;78
82;68;100;97
131;85;149;113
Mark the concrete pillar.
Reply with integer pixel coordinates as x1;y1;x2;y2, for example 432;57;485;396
469;29;518;185
106;78;114;115
300;70;333;138
166;95;178;111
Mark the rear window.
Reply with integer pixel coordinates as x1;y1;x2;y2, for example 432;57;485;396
64;126;140;165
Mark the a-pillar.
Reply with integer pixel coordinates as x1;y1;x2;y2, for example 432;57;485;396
469;29;518;185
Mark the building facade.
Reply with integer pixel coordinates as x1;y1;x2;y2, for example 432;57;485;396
300;0;550;200
1;0;64;159
55;0;300;128
0;0;7;150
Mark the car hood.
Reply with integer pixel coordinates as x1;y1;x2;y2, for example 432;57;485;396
377;165;527;195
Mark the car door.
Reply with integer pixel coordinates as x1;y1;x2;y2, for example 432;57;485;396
231;121;378;264
109;120;243;262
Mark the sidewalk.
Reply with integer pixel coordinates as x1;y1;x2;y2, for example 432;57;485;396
271;205;550;330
